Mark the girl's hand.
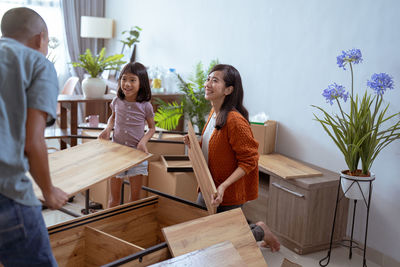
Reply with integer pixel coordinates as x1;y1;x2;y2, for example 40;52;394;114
211;184;226;207
183;135;191;148
98;128;111;140
137;140;148;153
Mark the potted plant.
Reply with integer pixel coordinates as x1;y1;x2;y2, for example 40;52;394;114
71;47;125;98
154;60;218;131
312;48;400;199
120;26;142;63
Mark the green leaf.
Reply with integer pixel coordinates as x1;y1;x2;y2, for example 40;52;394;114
154;60;218;131
154;101;183;130
70;48;126;78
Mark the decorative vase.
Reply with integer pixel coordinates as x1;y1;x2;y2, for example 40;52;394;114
82;77;106;99
340;170;375;200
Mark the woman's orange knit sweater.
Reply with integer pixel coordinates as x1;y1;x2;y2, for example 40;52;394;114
201;110;259;206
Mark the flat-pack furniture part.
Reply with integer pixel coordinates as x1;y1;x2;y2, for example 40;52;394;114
32;139;151;201
148;241;246;267
187;121;217;215
259;153;322;179
162;208;267;267
47;189;267;266
148;156;198;202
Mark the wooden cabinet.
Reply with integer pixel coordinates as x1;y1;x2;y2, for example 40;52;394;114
264;161;349;254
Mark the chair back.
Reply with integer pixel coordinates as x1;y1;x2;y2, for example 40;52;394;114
61;76;79;95
57;76;79;115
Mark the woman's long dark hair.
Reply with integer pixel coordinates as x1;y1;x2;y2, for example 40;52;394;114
117;62;151;102
210;64;249;130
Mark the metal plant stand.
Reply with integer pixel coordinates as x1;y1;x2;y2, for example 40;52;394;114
319;174;375;267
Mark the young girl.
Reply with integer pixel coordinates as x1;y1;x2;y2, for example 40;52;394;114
99;62;155;208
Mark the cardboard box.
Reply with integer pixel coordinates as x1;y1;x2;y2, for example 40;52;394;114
148;159;198;202
250;120;277;155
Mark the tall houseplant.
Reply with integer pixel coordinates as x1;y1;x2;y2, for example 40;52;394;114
154;60;218;131
120;26;142;63
312;48;400;198
71;47;125;98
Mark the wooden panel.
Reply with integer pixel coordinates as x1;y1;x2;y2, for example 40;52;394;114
161;155;193;172
49;226;85;267
163;208;267;267
187;121;217;214
49;198;161;266
84;226;143;266
93;203;160;248
147;140;185;156
32;139;151;200
148;161;198;202
156;194;208;229
149;241;246;267
48;196;158;234
259;153;322;179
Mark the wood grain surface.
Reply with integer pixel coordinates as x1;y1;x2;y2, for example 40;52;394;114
162;208;267;267
259;153;322;179
187;121;217;214
84;226;143;266
148;241;246;267
32;139;151;200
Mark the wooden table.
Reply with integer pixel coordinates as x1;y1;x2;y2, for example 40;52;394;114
32;139;151;214
58;94;114;148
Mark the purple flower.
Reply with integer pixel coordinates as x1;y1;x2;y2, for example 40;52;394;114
322;83;349;105
367;73;394;96
337;49;363;70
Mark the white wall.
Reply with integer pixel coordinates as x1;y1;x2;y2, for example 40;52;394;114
105;0;400;261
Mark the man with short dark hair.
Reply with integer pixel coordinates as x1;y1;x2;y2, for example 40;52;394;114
0;7;68;266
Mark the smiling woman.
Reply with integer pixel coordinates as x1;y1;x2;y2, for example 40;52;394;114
0;0;69;89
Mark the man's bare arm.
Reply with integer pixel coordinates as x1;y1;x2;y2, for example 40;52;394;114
25;108;68;209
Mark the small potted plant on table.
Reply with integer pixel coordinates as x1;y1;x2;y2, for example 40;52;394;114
72;48;125;98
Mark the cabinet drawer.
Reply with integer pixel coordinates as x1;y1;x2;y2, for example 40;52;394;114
267;176;309;248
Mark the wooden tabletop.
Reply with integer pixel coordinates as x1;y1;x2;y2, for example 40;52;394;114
259;153;322;179
259;153;340;189
32;139;151;200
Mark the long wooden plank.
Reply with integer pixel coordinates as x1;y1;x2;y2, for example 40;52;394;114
32;139;151;200
162;208;267;267
187;121;217;214
149;241;246;267
259;153;322;179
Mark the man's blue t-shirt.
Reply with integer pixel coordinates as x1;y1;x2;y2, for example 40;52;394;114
0;37;58;206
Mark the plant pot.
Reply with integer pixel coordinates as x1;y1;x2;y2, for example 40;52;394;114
82;77;106;99
340;170;375;200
